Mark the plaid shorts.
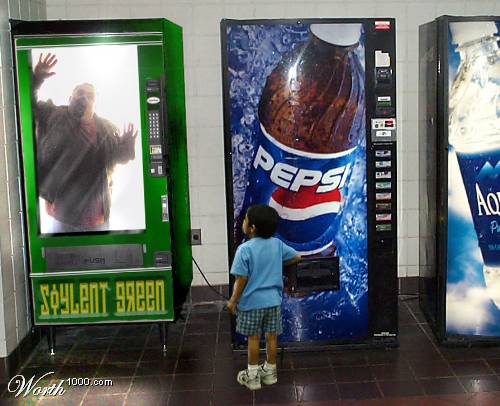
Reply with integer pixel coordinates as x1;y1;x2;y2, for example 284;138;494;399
236;305;283;336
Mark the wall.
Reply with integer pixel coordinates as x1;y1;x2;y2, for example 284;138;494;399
40;0;500;286
0;0;46;358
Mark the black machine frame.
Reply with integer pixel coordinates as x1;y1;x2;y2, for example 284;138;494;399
419;15;500;345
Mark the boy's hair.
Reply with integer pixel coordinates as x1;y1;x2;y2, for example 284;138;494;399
246;205;279;238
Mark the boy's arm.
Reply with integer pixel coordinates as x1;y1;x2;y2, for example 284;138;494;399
284;254;301;267
227;276;248;315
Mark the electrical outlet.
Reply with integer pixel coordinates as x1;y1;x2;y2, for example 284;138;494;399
190;229;202;245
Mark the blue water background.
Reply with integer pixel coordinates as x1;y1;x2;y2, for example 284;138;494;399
226;23;368;343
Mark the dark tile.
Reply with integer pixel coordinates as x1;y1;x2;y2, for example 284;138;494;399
129;375;173;393
182;333;217;346
177;344;216;360
117;324;152;337
214;362;248;390
334;365;374;382
459;375;500;393
20;365;61;379
39;394;83;406
110;336;147;350
78;325;119;339
27;350;68;366
189;303;221;313
188;312;219;323
330;350;368;366
274;370;294;386
213;387;254;405
219;321;232;333
141;349;177;362
297;383;339;402
82;394;126;406
218;333;232;344
190;285;224;303
185;321;219;334
294;368;335;385
371;362;414;380
476;346;500;359
57;364;98;379
440;347;481;361
366;349;402;364
337;382;381;400
292;353;330;369
215;356;247;373
465;392;500;405
104;350;143;364
411;361;454;378
485;358;500;373
215;343;234;358
135;360;176;376
175;358;214;374
84;377;131;396
449;360;491;376
171;373;214;391
378;379;425;397
420;377;466;395
167;390;213;406
404;348;443;363
73;339;110;351
95;363;137;378
125;391;167;406
66;349;105;365
254;385;298;404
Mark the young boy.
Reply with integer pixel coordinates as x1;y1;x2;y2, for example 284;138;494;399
227;204;301;390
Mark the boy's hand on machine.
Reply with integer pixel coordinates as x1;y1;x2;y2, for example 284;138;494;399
226;300;237;315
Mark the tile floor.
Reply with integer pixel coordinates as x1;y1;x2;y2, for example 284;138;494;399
2;297;500;405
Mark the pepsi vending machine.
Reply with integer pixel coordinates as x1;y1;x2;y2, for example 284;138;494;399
419;16;500;344
221;19;398;347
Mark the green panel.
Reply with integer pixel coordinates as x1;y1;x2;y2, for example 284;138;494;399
163;20;192;290
31;269;173;324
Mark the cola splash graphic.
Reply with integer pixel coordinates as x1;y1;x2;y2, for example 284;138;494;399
227;23;368;342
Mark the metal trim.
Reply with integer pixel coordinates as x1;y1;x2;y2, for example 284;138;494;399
30;267;172;277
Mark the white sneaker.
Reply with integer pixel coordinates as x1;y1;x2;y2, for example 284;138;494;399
237;369;261;390
258;364;277;385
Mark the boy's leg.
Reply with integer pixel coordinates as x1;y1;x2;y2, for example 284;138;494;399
258;306;281;385
235;308;262;390
237;335;261;390
247;334;260;365
265;332;278;364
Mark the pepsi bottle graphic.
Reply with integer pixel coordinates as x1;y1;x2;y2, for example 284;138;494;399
448;22;500;307
240;23;365;256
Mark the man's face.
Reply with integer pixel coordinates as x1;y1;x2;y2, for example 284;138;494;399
69;84;96;119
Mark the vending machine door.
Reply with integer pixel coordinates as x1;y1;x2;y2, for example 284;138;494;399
11;19;185;325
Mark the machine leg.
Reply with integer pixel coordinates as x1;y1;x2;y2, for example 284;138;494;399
47;326;56;356
158;322;168;354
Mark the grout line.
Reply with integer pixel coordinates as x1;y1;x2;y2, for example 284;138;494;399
122;324;154;406
78;327;117;406
404;300;472;396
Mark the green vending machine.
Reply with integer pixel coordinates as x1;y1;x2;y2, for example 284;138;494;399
10;19;191;353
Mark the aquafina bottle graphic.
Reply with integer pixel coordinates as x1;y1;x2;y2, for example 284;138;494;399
448;22;500;307
240;24;365;256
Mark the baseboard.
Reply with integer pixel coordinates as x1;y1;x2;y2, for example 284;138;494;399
0;328;42;384
189;278;419;304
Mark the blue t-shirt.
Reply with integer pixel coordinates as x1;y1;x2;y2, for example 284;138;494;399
230;237;298;311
